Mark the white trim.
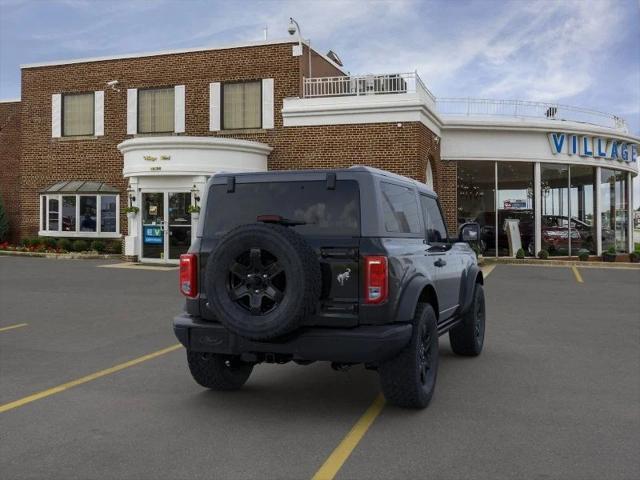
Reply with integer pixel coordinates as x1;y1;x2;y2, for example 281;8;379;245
20;38;300;69
262;78;274;129
0;98;20;103
127;89;137;135
534;162;541;255
595;166;602;255
282;94;442;135
174;85;185;133
209;82;221;131
94;90;104;136
51;94;61;138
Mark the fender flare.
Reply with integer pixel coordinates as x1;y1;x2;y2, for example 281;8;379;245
459;264;483;315
395;275;437;323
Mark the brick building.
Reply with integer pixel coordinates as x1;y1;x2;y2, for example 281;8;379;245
0;38;637;261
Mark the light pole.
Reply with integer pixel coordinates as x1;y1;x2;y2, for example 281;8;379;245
288;17;312;79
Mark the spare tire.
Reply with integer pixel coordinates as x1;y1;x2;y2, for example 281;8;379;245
205;223;321;340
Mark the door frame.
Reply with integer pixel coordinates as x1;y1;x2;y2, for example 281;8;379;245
139;189;192;264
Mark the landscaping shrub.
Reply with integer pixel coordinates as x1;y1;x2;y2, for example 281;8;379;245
57;238;72;252
515;248;525;259
105;240;121;254
72;239;89;252
537;249;549;260
577;249;589;261
0;195;9;242
91;240;106;253
630;251;640;263
41;237;57;249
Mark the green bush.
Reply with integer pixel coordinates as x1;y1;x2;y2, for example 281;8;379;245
606;245;617;255
72;239;89;252
0;195;9;242
105;240;121;254
515;248;525;259
91;240;106;253
41;237;57;249
57;238;72;251
630;251;640;263
577;249;589;261
537;249;549;260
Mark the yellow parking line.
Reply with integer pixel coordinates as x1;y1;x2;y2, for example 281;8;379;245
311;394;385;480
571;266;584;283
0;344;182;414
481;264;496;278
0;323;28;333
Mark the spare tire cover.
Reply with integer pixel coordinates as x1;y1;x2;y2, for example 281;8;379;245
205;223;321;340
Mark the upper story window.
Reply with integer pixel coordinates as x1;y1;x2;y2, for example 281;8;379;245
62;92;94;136
138;87;175;134
222;81;261;129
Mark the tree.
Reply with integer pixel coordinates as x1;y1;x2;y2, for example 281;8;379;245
0;195;9;242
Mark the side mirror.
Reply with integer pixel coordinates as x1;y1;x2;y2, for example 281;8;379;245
459;222;480;243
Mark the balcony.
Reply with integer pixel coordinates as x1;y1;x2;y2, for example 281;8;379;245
301;73;628;132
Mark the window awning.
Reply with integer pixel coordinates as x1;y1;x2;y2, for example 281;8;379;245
41;181;120;194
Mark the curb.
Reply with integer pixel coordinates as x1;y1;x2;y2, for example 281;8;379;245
483;257;640;269
0;250;120;260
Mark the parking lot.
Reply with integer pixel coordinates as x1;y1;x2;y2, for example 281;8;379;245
1;256;639;480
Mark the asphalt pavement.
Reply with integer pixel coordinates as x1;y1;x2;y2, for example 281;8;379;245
0;257;638;480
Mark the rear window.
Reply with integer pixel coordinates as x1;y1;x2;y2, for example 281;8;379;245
205;180;360;237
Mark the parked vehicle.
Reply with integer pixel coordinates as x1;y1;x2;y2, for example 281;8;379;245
173;167;485;409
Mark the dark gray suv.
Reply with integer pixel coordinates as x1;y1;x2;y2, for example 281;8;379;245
173;167;485;408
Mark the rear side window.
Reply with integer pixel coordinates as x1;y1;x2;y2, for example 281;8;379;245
420;195;448;243
205;180;360;237
380;182;421;234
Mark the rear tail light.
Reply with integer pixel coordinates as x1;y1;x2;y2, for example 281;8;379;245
364;256;388;304
179;254;198;298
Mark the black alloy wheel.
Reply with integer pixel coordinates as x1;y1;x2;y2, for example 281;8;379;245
227;247;286;315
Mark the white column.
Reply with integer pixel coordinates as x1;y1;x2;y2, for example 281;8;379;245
595;167;602;256
628;172;634;253
534;162;541;255
124;177;140;258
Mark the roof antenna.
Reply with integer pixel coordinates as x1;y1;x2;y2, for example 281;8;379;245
263;25;268;41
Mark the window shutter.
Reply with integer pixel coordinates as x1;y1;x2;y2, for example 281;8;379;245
127;88;137;134
51;94;62;138
209;82;221;131
262;78;274;129
174;85;185;133
94;91;104;136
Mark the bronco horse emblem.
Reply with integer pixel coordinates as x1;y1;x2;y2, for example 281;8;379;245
336;268;351;286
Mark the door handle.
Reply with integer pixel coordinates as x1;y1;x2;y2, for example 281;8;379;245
434;258;446;268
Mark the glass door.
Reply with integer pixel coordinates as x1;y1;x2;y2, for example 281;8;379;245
168;192;191;260
141;193;165;260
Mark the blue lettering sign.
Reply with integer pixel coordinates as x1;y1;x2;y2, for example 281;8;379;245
549;133;565;154
143;226;163;245
595;138;607;157
580;136;593;157
631;144;638;162
620;143;628;162
610;141;619;160
569;135;578;155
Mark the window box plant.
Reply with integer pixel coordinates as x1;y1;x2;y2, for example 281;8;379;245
602;246;618;262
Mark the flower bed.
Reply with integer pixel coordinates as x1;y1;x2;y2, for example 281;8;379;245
0;237;121;255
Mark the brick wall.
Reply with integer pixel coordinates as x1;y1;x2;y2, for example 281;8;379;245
18;42;304;239
18;41;445;241
0;101;21;242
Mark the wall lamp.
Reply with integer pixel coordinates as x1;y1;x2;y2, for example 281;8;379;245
127;187;136;204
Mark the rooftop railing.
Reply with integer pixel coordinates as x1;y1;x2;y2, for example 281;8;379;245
301;73;628;132
303;72;436;102
436;97;628;132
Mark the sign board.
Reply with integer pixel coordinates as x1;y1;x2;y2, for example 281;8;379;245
548;132;638;163
504;199;527;210
504;219;522;257
143;226;163;245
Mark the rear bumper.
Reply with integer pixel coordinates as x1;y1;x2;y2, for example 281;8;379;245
173;313;412;364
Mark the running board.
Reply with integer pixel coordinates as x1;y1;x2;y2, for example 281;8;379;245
437;316;462;336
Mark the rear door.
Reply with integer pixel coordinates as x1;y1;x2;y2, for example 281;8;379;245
420;194;461;320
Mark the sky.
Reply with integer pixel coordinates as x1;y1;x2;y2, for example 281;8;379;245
1;0;639;205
